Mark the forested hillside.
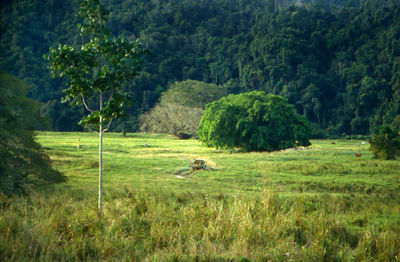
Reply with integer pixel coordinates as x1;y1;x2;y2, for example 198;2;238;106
1;0;399;135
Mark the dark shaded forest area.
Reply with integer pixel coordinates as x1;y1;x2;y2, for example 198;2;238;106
1;0;399;136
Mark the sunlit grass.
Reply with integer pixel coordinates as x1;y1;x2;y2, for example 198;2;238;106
0;132;399;261
39;132;399;195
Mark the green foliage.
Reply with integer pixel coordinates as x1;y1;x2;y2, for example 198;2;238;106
198;91;311;151
2;0;400;134
46;0;147;129
391;115;400;134
159;80;229;109
369;125;400;160
0;72;64;194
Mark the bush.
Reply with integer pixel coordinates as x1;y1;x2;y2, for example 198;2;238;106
140;103;203;139
369;125;400;160
197;91;311;151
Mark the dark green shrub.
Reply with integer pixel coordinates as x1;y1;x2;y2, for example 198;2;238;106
369;125;400;160
0;72;65;194
197;91;311;151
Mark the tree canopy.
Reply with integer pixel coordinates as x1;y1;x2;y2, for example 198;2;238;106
46;0;147;130
1;0;400;136
140;80;228;138
0;72;64;194
197;91;311;151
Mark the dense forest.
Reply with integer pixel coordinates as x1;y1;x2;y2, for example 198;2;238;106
1;0;400;136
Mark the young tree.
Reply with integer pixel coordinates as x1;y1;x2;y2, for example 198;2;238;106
46;0;147;212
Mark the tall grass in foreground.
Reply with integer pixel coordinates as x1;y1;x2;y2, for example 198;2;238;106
1;187;399;261
1;132;400;260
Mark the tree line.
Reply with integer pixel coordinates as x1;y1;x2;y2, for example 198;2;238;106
1;0;400;136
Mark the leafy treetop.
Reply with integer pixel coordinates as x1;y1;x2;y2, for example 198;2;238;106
46;0;148;129
197;91;311;152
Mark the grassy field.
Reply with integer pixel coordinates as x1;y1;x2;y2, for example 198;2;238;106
1;131;400;261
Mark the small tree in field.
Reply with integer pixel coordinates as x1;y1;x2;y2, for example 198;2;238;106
197;91;311;152
369;125;400;160
46;0;147;212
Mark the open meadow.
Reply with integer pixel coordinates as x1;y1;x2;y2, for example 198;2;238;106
1;132;400;261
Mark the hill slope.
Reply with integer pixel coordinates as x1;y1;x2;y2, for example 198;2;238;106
1;0;399;134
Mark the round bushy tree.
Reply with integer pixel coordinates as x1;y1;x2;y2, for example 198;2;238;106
197;91;311;151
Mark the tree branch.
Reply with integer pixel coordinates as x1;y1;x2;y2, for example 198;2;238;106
102;118;113;133
82;95;94;112
86;125;99;134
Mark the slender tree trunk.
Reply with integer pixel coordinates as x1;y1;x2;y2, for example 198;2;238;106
98;124;103;212
98;92;103;212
